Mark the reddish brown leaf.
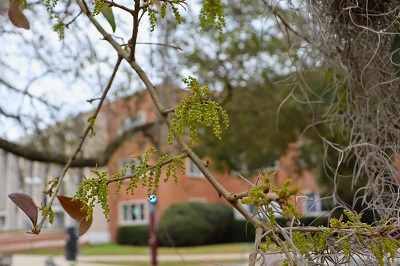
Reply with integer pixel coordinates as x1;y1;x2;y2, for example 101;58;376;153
8;193;38;227
79;217;93;236
56;195;87;221
8;1;30;30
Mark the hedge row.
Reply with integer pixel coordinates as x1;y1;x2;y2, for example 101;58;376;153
116;202;329;246
116;224;149;245
158;202;233;246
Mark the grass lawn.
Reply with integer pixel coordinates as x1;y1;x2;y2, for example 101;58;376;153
84;259;245;266
25;242;253;255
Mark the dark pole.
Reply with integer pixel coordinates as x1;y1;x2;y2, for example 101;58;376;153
148;194;158;266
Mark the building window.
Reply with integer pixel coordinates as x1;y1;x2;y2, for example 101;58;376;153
120;201;147;225
187;159;204;178
53;211;65;228
302;191;322;215
234;203;256;220
269;201;283;217
121;111;146;132
119;159;144;179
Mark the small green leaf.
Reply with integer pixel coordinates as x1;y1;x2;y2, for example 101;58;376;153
101;5;116;33
390;35;400;75
8;1;30;30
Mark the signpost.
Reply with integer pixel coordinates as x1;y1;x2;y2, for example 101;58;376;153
148;194;158;266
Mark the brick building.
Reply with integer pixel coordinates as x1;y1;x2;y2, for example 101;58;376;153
100;87;322;241
0;85;322;244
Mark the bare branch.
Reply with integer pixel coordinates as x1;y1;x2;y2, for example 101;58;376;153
161;106;177;115
65;11;83;28
136;42;183;50
0;122;156;167
35;56;123;233
128;0;141;61
103;0;134;14
0;78;59;111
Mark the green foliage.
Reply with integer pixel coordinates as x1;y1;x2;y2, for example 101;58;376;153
242;171;300;223
229;219;256;243
164;156;185;184
147;1;185;32
75;167;110;221
92;0;105;16
87;116;96;137
168;76;229;148
148;7;158;32
52;16;65;40
279;210;400;266
199;0;225;35
116;225;149;245
42;0;58;12
115;148;185;196
11;0;27;6
101;5;116;33
40;207;55;225
158;202;233;246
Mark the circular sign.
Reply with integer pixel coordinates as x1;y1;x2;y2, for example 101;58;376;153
148;194;157;203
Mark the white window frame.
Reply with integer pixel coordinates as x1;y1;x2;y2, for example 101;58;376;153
121;111;147;132
187;159;204;178
301;191;322;215
119;201;148;225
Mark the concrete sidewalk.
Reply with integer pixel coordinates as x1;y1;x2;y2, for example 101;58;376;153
11;253;285;266
12;253;250;266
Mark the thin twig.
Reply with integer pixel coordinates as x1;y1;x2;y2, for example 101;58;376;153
137;42;183;50
128;0;141;61
249;227;263;266
65;10;82;28
103;0;134;14
161;106;177;115
262;0;311;45
76;0;269;254
35;56;123;233
107;152;188;183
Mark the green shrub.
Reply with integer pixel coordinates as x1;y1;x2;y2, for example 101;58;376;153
204;203;234;244
116;225;149;245
158;202;233;246
229;219;256;243
229;216;329;243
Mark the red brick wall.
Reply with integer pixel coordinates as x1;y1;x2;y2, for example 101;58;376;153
102;89;320;241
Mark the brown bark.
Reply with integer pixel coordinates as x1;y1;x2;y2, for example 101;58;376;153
0;122;155;167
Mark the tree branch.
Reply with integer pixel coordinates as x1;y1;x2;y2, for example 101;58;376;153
103;0;134;14
136;42;183;50
0;78;59;111
35;55;123;233
106;152;188;183
249;227;263;266
0;122;156;167
77;0;270;248
128;0;141;61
